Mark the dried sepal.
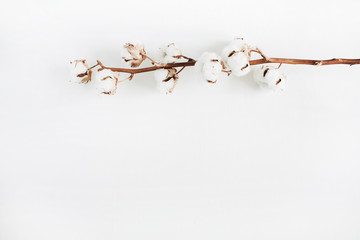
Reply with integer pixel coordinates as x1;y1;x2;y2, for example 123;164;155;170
122;43;146;67
80;69;92;83
163;68;178;81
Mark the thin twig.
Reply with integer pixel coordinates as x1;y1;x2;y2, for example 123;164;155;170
142;54;163;67
176;66;186;75
88;63;100;70
249;48;268;60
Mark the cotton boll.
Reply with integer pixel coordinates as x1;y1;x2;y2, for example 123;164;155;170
154;69;178;94
253;66;267;88
121;43;146;67
226;52;250;77
157;43;183;64
70;60;92;83
202;61;223;83
195;52;223;83
253;66;286;91
96;69;120;95
222;38;253;77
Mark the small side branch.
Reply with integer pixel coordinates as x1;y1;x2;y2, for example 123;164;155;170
249;48;268;60
141;54;164;67
88;63;100;70
119;73;134;82
176;66;186;75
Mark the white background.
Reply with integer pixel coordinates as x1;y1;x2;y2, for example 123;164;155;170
1;0;360;239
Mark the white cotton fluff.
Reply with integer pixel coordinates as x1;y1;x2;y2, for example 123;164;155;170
157;43;183;64
222;39;252;77
195;52;223;83
154;69;175;94
96;69;119;94
70;60;89;83
253;66;286;91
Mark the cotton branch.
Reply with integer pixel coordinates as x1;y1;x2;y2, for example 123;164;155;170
70;39;360;94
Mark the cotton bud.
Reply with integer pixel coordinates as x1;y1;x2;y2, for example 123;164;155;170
96;69;120;95
121;43;146;67
154;68;179;94
253;65;286;91
70;60;92;83
157;43;183;64
222;38;252;77
195;52;224;83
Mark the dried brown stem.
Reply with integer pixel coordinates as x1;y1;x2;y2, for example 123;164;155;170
96;57;360;75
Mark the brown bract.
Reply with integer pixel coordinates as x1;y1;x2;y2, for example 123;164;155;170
163;68;179;82
79;70;92;83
